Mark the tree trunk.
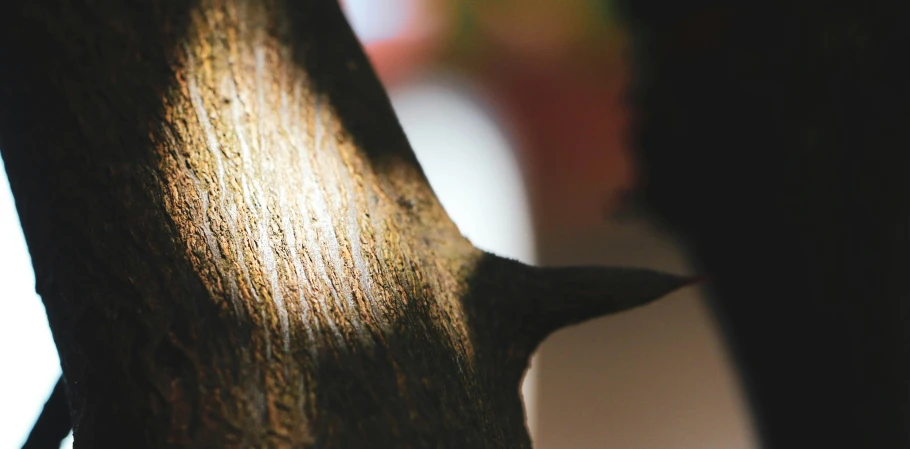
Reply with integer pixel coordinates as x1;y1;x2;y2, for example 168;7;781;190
0;1;688;447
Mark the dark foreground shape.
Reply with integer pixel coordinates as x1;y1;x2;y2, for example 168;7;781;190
623;1;910;448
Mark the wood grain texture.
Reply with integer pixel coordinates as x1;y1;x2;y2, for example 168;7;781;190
0;1;689;447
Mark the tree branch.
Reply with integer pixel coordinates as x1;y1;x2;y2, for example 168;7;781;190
1;0;690;446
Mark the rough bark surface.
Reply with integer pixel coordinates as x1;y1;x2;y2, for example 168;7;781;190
0;1;688;447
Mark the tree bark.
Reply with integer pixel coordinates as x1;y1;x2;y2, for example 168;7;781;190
0;1;688;447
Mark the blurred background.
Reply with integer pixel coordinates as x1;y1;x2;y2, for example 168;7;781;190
1;0;755;447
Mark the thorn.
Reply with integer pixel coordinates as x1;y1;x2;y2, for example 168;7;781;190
22;376;71;449
465;253;692;370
